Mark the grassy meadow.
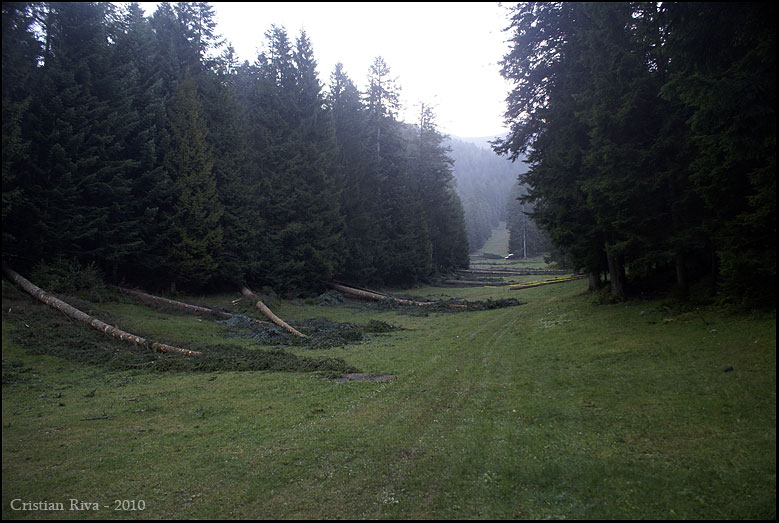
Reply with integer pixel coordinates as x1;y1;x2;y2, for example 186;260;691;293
2;253;775;519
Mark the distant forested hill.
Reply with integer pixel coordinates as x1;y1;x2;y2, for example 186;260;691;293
447;137;526;252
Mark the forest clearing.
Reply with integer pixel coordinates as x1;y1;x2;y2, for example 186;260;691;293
2;255;775;519
2;2;775;520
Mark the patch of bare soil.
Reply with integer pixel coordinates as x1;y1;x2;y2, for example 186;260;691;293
323;373;397;383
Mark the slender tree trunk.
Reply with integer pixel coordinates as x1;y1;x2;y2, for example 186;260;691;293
668;175;689;299
606;252;626;300
675;253;689;298
3;264;199;356
709;241;719;297
329;282;389;301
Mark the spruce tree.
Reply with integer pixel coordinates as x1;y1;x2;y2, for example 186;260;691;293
364;57;431;285
111;2;177;285
414;104;468;270
11;2;139;275
203;70;260;287
2;2;41;257
661;2;776;304
164;76;223;290
246;26;345;293
328;63;378;284
496;2;609;287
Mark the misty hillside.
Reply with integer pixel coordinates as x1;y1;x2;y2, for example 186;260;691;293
447;137;527;253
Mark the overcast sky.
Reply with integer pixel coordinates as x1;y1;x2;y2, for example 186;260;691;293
138;2;514;139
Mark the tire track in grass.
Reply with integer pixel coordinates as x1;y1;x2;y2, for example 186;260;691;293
270;310;497;516
392;305;529;518
441;306;528;516
237;304;531;518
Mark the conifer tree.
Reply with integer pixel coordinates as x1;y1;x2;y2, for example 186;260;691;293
661;2;776;304
496;2;609;288
110;2;176;284
198;60;259;287
174;1;224;68
11;2;139;274
414;104;468;270
246;26;346;292
2;2;40;255
364;57;431;284
164;76;223;290
328;63;378;283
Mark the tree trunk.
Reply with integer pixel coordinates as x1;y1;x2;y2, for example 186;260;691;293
587;271;602;291
709;241;719;297
119;287;274;326
675;254;689;298
3;264;200;356
329;282;390;301
329;282;435;306
119;287;231;318
241;287;307;338
606;252;626;300
458;268;567;276
509;274;586;290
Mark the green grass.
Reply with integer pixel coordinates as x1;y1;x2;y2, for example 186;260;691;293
2;275;775;519
476;221;510;258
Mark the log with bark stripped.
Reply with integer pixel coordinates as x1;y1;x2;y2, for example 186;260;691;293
443;279;512;287
2;264;199;356
458;268;569;276
118;287;273;326
508;274;586;290
119;287;231;317
328;282;435;307
241;287;307;338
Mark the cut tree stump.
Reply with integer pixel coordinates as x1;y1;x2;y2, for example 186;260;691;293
241;287;307;338
2;264;200;356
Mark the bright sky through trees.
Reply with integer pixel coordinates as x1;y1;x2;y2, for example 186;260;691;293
137;1;513;138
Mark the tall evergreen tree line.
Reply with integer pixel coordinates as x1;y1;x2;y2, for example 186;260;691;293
2;2;469;293
495;2;775;305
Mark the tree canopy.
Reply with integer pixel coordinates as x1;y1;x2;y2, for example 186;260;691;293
2;2;470;293
495;2;776;304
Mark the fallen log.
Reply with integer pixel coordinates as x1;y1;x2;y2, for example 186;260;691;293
329;282;390;301
509;275;586;290
2;264;200;356
329;282;435;307
241;287;307;338
119;287;231;317
118;287;273;327
443;279;512;287
458;268;568;276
